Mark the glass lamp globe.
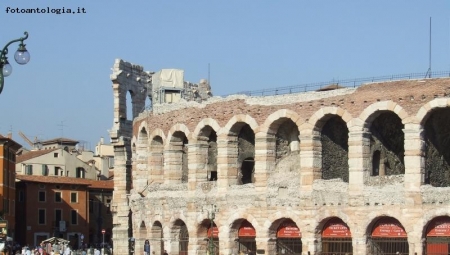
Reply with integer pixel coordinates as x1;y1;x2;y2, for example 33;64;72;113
2;62;12;77
14;49;30;65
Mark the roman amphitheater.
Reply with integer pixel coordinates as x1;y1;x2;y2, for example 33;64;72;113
109;59;450;255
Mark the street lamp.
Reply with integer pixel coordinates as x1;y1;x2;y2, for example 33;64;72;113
0;31;30;94
203;204;218;255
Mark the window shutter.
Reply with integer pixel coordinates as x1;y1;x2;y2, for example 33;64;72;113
42;165;48;176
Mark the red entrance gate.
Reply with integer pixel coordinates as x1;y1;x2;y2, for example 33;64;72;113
321;218;352;255
369;218;408;255
426;216;450;255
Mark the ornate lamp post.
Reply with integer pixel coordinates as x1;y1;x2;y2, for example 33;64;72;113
0;31;31;94
203;204;218;255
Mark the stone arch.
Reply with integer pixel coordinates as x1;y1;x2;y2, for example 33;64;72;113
165;125;189;184
139;220;147;239
317;114;349;182
136;126;149;172
192;118;221;141
316;216;353;255
267;217;302;255
362;213;409;236
196;218;219;255
149;128;166;144
359;101;409;128
308;107;351;182
416;98;450;125
170;219;189;255
219;115;259;186
126;90;134;121
228;217;259;254
223;114;259;136
260;109;303;135
261;110;302;174
196;124;219;182
418;103;450;187
151;221;164;255
365;215;409;254
365;110;405;178
166;124;191;147
149;129;165;184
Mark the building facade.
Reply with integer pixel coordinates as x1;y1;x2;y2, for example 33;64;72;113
16;146;98;180
15;175;113;248
109;59;450;255
0;135;21;241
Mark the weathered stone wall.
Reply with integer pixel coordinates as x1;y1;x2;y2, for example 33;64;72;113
111;58;450;255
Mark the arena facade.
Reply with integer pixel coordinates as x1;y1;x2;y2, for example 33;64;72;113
109;59;450;255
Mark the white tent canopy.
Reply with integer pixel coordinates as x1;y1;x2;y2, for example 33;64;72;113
40;237;70;245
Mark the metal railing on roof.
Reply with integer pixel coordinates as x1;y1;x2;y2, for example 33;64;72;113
228;70;450;97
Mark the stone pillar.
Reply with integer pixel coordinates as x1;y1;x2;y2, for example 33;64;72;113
150;227;163;255
403;124;424;205
163;148;182;184
135;138;149;193
254;133;274;191
300;236;316;255
348;127;370;206
187;142;209;190
149;148;164;184
111;142;132;255
216;134;237;191
299;128;320;196
352;237;366;255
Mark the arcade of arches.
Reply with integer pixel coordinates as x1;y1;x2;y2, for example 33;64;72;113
109;69;450;255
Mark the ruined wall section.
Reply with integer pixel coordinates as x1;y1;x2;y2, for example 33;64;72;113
109;59;152;255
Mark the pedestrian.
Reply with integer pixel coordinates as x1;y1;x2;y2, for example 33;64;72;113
162;250;168;255
144;240;150;255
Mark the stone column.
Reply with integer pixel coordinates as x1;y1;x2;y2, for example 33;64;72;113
352;237;366;255
217;134;237;192
253;133;274;191
299;127;320;198
187;142;209;190
149;148;164;184
163;148;182;184
403;124;424;205
348;127;370;206
111;142;132;255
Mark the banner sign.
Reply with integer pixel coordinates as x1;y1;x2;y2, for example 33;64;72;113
372;219;407;237
238;221;256;237
427;217;450;237
277;223;301;238
322;219;351;237
207;227;219;238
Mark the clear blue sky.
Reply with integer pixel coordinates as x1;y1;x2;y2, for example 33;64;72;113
1;0;449;150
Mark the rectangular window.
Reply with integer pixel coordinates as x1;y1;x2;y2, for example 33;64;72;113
55;209;62;226
26;165;33;175
106;199;111;214
71;210;78;225
89;199;93;213
42;165;48;176
18;191;24;202
70;192;78;203
108;157;115;168
76;167;85;178
55;192;62;203
54;153;58;158
38;191;46;202
38;209;45;224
